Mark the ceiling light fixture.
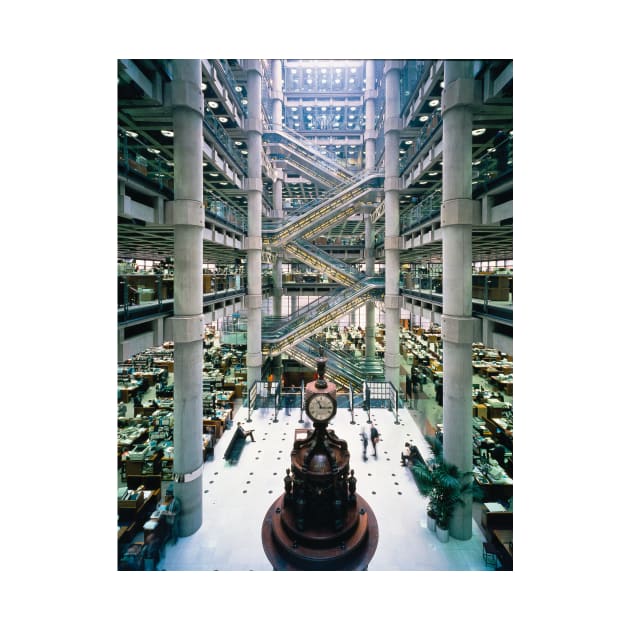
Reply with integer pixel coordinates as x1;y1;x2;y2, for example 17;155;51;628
429;99;440;107
210;173;219;177
234;141;243;146
201;82;207;90
472;128;486;136
160;129;174;137
419;115;429;122
405;140;413;145
125;130;138;138
218;116;228;123
208;101;219;108
147;147;160;154
428;171;437;176
235;86;242;92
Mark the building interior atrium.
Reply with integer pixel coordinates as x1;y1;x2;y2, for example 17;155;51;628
116;58;514;573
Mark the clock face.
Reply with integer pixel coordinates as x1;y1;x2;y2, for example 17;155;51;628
306;393;336;421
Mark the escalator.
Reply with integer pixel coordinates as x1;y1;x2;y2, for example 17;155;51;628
264;169;383;247
264;125;354;187
285;238;364;286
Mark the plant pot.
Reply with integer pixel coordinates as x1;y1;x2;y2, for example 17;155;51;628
426;513;436;532
436;524;449;543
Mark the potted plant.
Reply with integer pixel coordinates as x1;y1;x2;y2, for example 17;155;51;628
411;435;478;542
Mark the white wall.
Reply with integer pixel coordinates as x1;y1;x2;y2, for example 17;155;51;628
119;330;154;361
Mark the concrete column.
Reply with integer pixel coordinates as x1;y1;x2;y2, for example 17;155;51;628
482;317;494;347
364;60;376;171
245;61;264;386
441;60;478;540
271;59;283;131
383;61;403;388
273;169;283;219
272;255;283;379
170;59;205;537
153;317;164;347
364;214;376;361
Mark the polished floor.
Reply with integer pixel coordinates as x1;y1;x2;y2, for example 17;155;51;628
149;397;495;571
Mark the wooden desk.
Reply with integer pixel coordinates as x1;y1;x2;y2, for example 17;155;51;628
492;529;513;557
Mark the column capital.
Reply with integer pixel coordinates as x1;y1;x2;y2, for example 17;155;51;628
170;79;204;116
166;199;204;226
441;315;475;344
384;117;402;133
244;236;262;250
364;129;378;141
384;176;401;191
244;118;263;134
384;60;404;73
242;59;263;74
441;198;480;226
442;78;481;113
364;88;378;100
244;177;263;191
384;294;402;309
170;315;205;343
384;235;403;250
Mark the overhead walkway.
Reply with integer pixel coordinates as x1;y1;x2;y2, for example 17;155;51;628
264;125;354;187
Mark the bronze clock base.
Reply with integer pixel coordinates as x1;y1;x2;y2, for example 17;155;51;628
261;493;379;571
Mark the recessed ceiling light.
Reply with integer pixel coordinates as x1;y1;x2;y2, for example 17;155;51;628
351;68;356;73
487;147;496;153
419;180;428;184
167;161;174;166
160;129;174;137
234;141;243;146
235;86;242;92
335;68;342;74
147;147;160;154
419;115;429;122
472;160;481;166
306;68;312;74
349;78;355;83
405;140;413;145
321;68;327;73
202;162;208;166
242;99;248;105
428;171;437;176
307;79;313;84
440;81;445;88
218;116;228;123
429;99;440;107
210;173;219;177
472;128;486;136
241;150;248;154
335;106;342;111
125;130;138;138
321;106;327;111
208;101;219;108
509;130;513;135
291;68;297;74
399;149;406;154
201;82;207;90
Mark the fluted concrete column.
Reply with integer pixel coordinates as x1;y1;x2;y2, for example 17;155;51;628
245;60;263;386
272;254;283;377
153;317;164;347
441;60;479;540
170;59;204;537
273;169;283;219
383;61;403;388
364;214;376;360
364;60;376;171
271;59;283;131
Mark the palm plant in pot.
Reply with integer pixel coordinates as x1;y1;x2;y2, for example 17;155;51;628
411;435;477;542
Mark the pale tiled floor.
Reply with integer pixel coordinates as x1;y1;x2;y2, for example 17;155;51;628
155;401;494;571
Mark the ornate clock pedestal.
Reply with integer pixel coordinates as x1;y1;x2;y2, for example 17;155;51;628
261;355;379;570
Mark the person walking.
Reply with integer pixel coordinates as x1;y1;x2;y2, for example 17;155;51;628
360;424;369;461
370;424;380;458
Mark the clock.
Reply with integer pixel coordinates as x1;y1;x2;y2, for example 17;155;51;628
306;392;337;422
